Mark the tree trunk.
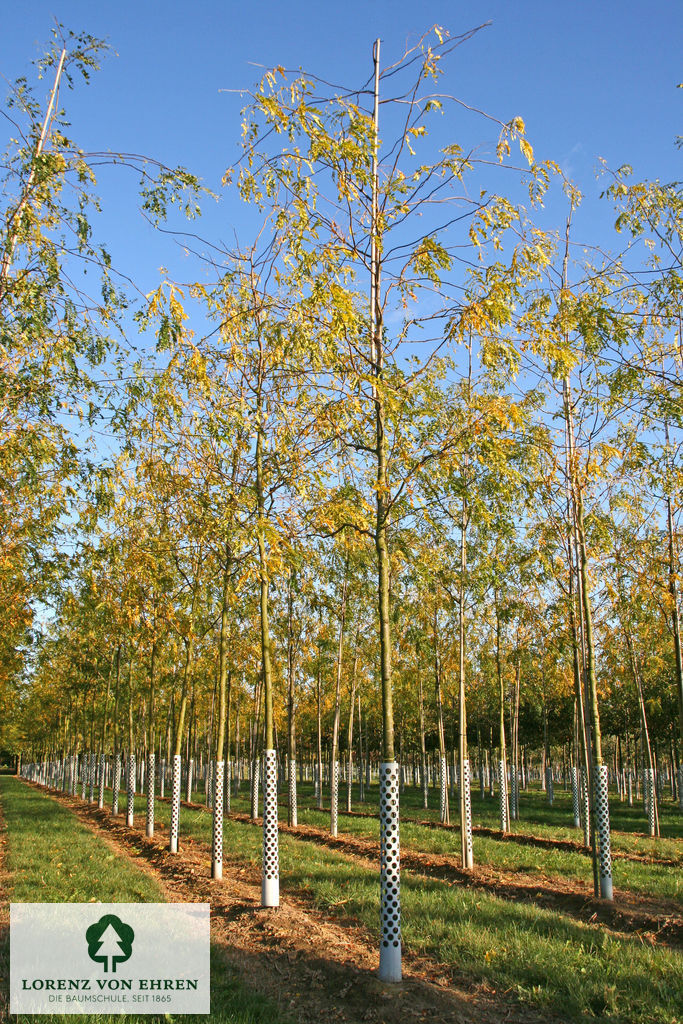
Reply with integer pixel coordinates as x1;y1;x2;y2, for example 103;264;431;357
330;557;349;836
212;546;232;878
417;649;428;810
287;568;298;826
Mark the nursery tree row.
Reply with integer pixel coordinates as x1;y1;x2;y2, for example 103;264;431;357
2;25;681;982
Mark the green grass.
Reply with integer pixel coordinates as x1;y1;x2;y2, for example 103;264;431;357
182;780;682;903
294;807;682;904
193;776;683;845
0;777;289;1024
1;776;163;902
136;789;683;1024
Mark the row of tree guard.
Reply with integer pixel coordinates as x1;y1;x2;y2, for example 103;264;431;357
19;745;670;904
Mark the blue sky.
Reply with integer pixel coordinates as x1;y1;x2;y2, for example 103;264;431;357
2;0;680;298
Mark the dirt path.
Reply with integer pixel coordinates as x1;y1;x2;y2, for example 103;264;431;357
24;781;571;1024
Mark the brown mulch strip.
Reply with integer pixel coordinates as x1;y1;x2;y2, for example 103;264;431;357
167;794;683;948
277;818;682;948
310;805;681;867
152;791;683;948
19;780;570;1024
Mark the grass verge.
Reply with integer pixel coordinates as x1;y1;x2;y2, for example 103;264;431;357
0;776;288;1024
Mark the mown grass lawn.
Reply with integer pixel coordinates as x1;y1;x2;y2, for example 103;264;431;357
0;776;289;1024
184;778;682;902
138;788;683;1024
193;776;683;847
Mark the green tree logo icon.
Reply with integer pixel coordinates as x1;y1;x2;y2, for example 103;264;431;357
86;914;135;973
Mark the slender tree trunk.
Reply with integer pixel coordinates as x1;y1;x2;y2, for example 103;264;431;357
170;596;197;853
664;418;683;809
368;39;400;983
434;609;449;824
511;655;521;820
417;648;428;810
287;568;298;826
346;638;359;814
253;311;280;907
625;623;659;835
126;655;135;828
0;48;67;301
98;650;114;810
212;546;232;878
495;593;509;833
330;557;349;836
564;370;611;899
357;691;365;803
458;495;473;869
316;663;324;810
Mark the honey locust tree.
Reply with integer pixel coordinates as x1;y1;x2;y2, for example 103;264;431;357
236;24;553;980
0;27;202;755
601;165;683;806
141;215;342;903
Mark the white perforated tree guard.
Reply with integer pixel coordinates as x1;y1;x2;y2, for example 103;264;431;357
186;758;194;804
379;762;401;982
126;754;135;827
463;758;473;869
498;759;508;832
88;752;95;803
261;749;279;907
580;768;590;846
439;756;447;823
422;761;429;810
646;767;656;836
160;758;166;798
570;766;580;828
97;755;105;809
112;754;121;815
594;763;613;900
330;760;339;836
169;753;181;852
146;752;155;837
206;761;213;808
225;760;232;813
212;760;224;880
80;754;87;800
288;758;297;827
251;757;260;820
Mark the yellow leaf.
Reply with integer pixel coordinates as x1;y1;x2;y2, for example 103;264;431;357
520;138;534;166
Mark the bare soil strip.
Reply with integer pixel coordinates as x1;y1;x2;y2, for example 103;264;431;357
308;805;681;867
170;796;683;947
23;781;569;1024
